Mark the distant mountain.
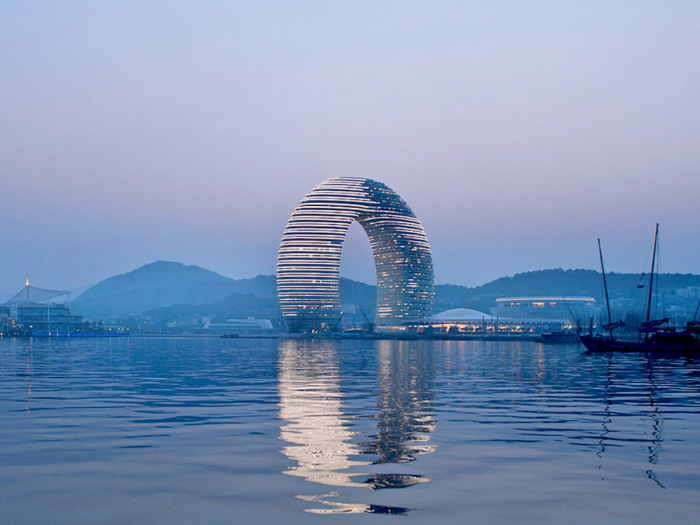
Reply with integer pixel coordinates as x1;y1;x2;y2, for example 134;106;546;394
71;261;275;319
68;283;96;300
70;261;376;320
338;277;376;314
435;269;602;313
144;292;282;325
435;269;700;314
71;262;700;322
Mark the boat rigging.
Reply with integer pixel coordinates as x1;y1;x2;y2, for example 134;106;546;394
580;224;700;353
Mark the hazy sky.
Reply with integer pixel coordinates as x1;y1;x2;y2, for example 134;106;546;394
2;1;699;295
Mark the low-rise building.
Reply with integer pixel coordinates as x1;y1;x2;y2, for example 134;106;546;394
491;297;600;329
201;317;274;335
3;281;89;335
0;305;11;334
16;303;88;334
411;307;569;336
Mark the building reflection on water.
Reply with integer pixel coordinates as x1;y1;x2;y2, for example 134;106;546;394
277;340;436;514
359;341;436;464
278;340;371;489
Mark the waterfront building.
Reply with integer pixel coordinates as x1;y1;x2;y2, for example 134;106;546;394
3;280;87;334
201;318;274;335
490;297;600;329
0;305;11;335
15;303;87;334
410;308;570;336
277;177;434;332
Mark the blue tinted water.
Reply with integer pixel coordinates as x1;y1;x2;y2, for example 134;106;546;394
1;337;700;524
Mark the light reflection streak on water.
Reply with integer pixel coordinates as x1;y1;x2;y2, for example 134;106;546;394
277;340;435;514
278;340;371;488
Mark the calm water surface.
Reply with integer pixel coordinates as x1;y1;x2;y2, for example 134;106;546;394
1;337;700;524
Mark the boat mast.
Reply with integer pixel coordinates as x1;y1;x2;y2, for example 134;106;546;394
645;223;659;324
598;238;613;338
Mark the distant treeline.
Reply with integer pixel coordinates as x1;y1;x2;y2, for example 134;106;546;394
71;261;700;324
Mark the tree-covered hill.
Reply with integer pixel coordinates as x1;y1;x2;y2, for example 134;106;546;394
71;261;276;319
435;269;700;315
71;261;377;320
71;261;700;322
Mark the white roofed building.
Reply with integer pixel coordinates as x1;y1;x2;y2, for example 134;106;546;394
430;308;490;322
409;302;588;337
491;297;600;328
202;318;274;335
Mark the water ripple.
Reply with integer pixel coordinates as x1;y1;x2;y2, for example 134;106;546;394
2;337;700;523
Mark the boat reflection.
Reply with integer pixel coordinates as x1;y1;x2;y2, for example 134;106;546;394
277;339;435;514
584;351;700;489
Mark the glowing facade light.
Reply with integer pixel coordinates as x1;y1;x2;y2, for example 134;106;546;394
277;177;435;332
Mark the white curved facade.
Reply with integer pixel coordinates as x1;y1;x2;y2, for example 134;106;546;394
277;177;434;332
430;308;489;322
491;297;599;323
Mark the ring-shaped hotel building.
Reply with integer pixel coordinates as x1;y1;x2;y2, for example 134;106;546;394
277;177;435;332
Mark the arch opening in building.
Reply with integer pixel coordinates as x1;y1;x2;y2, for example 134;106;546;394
277;177;435;332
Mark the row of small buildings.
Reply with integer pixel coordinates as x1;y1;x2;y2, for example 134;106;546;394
411;297;599;336
182;297;599;336
332;296;601;336
0;279;600;337
0;282;97;336
0;302;88;336
143;297;600;336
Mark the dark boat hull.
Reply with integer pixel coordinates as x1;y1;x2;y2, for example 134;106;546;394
580;334;700;353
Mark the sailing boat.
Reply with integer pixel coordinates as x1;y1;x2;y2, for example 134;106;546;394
580;224;700;352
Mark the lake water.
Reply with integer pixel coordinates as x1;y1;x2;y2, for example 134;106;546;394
2;337;700;524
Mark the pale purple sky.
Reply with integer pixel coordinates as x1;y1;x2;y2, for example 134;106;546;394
1;1;699;296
